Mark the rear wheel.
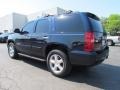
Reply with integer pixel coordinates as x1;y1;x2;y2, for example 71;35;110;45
8;42;18;59
47;50;72;77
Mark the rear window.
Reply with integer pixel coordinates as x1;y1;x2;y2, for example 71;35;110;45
89;18;103;32
55;13;84;33
86;13;103;32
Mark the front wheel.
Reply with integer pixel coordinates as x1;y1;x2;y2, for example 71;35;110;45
8;42;18;59
47;50;72;77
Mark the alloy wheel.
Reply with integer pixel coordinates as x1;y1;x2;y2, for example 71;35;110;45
49;54;64;74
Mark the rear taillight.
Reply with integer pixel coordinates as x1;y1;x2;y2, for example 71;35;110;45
84;32;95;52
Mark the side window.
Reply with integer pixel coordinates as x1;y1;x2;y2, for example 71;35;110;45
55;14;84;33
22;21;35;34
36;19;49;33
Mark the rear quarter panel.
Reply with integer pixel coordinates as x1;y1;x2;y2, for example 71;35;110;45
49;32;85;51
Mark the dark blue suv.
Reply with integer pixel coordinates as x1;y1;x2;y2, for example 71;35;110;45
7;12;109;77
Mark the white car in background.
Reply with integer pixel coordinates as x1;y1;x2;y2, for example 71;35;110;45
107;35;120;46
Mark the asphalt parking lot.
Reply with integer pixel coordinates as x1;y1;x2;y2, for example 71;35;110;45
0;44;120;90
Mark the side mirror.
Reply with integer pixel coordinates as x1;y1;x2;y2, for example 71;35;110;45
14;28;21;33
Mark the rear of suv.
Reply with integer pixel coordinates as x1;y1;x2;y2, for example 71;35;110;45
7;12;109;77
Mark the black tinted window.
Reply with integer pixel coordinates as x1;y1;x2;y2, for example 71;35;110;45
55;14;84;33
89;18;103;32
22;21;35;34
36;19;49;33
86;12;100;20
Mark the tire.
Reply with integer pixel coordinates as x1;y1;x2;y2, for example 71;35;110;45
8;42;18;59
47;50;72;77
107;40;115;46
112;42;115;46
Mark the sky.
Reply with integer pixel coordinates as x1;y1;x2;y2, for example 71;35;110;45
0;0;120;17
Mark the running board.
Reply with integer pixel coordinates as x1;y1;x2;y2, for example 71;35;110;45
18;53;46;61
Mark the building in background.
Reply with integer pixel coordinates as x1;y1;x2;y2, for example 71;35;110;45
0;7;67;33
0;13;27;33
27;7;67;21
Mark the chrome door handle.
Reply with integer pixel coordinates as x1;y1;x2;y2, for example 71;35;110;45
24;35;31;39
42;36;49;39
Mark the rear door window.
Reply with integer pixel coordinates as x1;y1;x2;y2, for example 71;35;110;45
55;14;84;33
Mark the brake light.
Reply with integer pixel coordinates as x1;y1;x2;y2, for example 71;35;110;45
84;32;95;52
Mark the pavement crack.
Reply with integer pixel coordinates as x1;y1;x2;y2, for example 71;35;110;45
0;67;21;90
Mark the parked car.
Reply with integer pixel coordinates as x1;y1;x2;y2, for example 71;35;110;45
0;33;12;43
107;35;120;46
7;12;109;77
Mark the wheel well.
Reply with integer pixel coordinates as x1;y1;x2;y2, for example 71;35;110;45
107;39;115;46
7;40;14;45
45;44;69;58
107;39;113;42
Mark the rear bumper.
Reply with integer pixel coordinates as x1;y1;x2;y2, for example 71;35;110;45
69;47;109;66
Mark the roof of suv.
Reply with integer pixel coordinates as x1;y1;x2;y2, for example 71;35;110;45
38;12;84;20
36;12;99;22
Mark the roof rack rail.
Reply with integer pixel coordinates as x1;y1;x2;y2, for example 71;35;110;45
42;13;54;17
66;10;73;14
42;10;73;18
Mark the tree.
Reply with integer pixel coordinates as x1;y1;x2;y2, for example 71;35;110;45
101;17;108;30
105;14;120;35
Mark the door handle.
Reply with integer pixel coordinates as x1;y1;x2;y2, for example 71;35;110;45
24;35;31;39
42;36;49;39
